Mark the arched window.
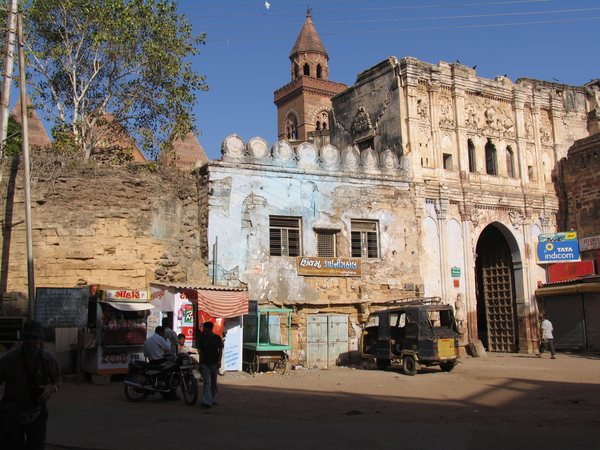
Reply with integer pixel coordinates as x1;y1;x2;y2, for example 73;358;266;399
303;64;310;76
468;139;476;173
317;111;328;130
485;139;497;175
316;64;322;79
506;146;515;178
286;114;298;140
293;64;299;80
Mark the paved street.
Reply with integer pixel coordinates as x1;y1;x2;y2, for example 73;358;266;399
44;352;600;450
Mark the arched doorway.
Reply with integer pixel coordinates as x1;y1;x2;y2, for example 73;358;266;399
475;224;519;352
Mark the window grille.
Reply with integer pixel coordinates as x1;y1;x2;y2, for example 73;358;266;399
317;231;336;257
269;217;301;257
351;220;379;258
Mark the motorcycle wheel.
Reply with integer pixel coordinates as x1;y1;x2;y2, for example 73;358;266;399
124;372;151;402
182;374;199;406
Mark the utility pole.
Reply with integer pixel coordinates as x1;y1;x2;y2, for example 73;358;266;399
0;0;18;166
17;12;35;317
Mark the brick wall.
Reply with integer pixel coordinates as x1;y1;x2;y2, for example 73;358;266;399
560;133;600;239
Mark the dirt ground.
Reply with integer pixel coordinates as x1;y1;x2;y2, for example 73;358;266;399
38;351;600;449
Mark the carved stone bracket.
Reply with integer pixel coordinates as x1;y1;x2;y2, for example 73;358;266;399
351;106;372;135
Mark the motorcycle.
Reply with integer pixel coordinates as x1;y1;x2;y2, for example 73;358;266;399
124;353;198;406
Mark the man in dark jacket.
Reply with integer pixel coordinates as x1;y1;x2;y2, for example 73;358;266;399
198;321;223;408
0;320;62;449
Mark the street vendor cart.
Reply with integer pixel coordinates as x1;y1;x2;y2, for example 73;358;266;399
82;288;154;376
242;308;292;374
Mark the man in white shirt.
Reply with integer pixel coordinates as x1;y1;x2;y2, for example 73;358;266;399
538;314;556;359
142;326;172;365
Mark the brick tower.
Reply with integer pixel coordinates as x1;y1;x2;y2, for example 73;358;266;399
273;9;347;145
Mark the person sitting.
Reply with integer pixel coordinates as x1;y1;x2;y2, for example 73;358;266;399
142;326;171;366
177;334;191;354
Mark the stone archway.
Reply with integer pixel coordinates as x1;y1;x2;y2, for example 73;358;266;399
475;223;522;352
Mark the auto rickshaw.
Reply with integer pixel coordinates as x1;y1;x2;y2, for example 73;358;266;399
359;297;459;375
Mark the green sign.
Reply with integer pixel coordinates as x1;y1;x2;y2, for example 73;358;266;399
451;267;461;278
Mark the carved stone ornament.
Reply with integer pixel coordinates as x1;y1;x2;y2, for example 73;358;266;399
509;210;525;229
247;137;270;159
361;148;379;172
319;144;340;170
379;149;399;172
470;209;483;228
341;146;360;170
351;107;372;135
297;142;318;169
221;134;245;158
272;140;295;163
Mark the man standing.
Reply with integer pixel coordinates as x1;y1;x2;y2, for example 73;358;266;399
0;320;62;450
538;314;557;359
162;317;179;356
198;321;223;408
142;326;172;365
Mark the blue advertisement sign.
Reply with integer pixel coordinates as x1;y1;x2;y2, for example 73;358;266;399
537;232;580;264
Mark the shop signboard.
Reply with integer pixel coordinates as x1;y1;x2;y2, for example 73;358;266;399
96;348;144;375
297;256;361;277
579;235;600;252
537;232;581;264
548;261;595;283
103;289;148;302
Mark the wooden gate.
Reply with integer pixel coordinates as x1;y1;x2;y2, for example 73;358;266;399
476;226;518;352
307;315;348;368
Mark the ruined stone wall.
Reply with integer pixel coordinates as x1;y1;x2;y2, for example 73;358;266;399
0;156;210;317
560;133;600;242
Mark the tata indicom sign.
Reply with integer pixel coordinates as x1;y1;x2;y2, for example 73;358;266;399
537;232;581;264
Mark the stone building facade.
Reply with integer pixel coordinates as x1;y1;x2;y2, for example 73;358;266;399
200;47;597;361
326;56;595;354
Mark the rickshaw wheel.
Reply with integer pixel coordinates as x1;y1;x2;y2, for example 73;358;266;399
402;355;417;376
275;354;289;375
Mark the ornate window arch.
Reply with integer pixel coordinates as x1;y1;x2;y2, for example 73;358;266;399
285;113;298;140
315;110;329;130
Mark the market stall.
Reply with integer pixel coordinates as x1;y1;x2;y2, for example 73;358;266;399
150;283;249;371
82;288;154;376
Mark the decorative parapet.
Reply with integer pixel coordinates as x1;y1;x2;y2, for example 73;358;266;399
219;134;403;176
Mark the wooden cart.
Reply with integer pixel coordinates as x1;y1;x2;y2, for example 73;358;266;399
242;308;292;374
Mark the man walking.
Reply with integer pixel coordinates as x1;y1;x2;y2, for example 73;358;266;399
538;314;557;359
0;320;62;449
198;321;223;408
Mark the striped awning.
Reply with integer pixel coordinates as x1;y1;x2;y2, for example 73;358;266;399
195;289;249;318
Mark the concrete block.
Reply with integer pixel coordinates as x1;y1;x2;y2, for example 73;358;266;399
468;339;487;358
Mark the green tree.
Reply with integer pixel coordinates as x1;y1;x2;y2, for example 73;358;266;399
23;0;207;161
3;114;22;156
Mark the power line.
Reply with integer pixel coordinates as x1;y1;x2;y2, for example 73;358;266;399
203;15;600;41
180;0;555;13
196;7;600;29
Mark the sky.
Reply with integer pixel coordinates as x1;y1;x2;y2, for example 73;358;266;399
177;0;599;161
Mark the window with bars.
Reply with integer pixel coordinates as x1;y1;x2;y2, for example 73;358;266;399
351;220;379;258
316;231;337;257
269;216;301;257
